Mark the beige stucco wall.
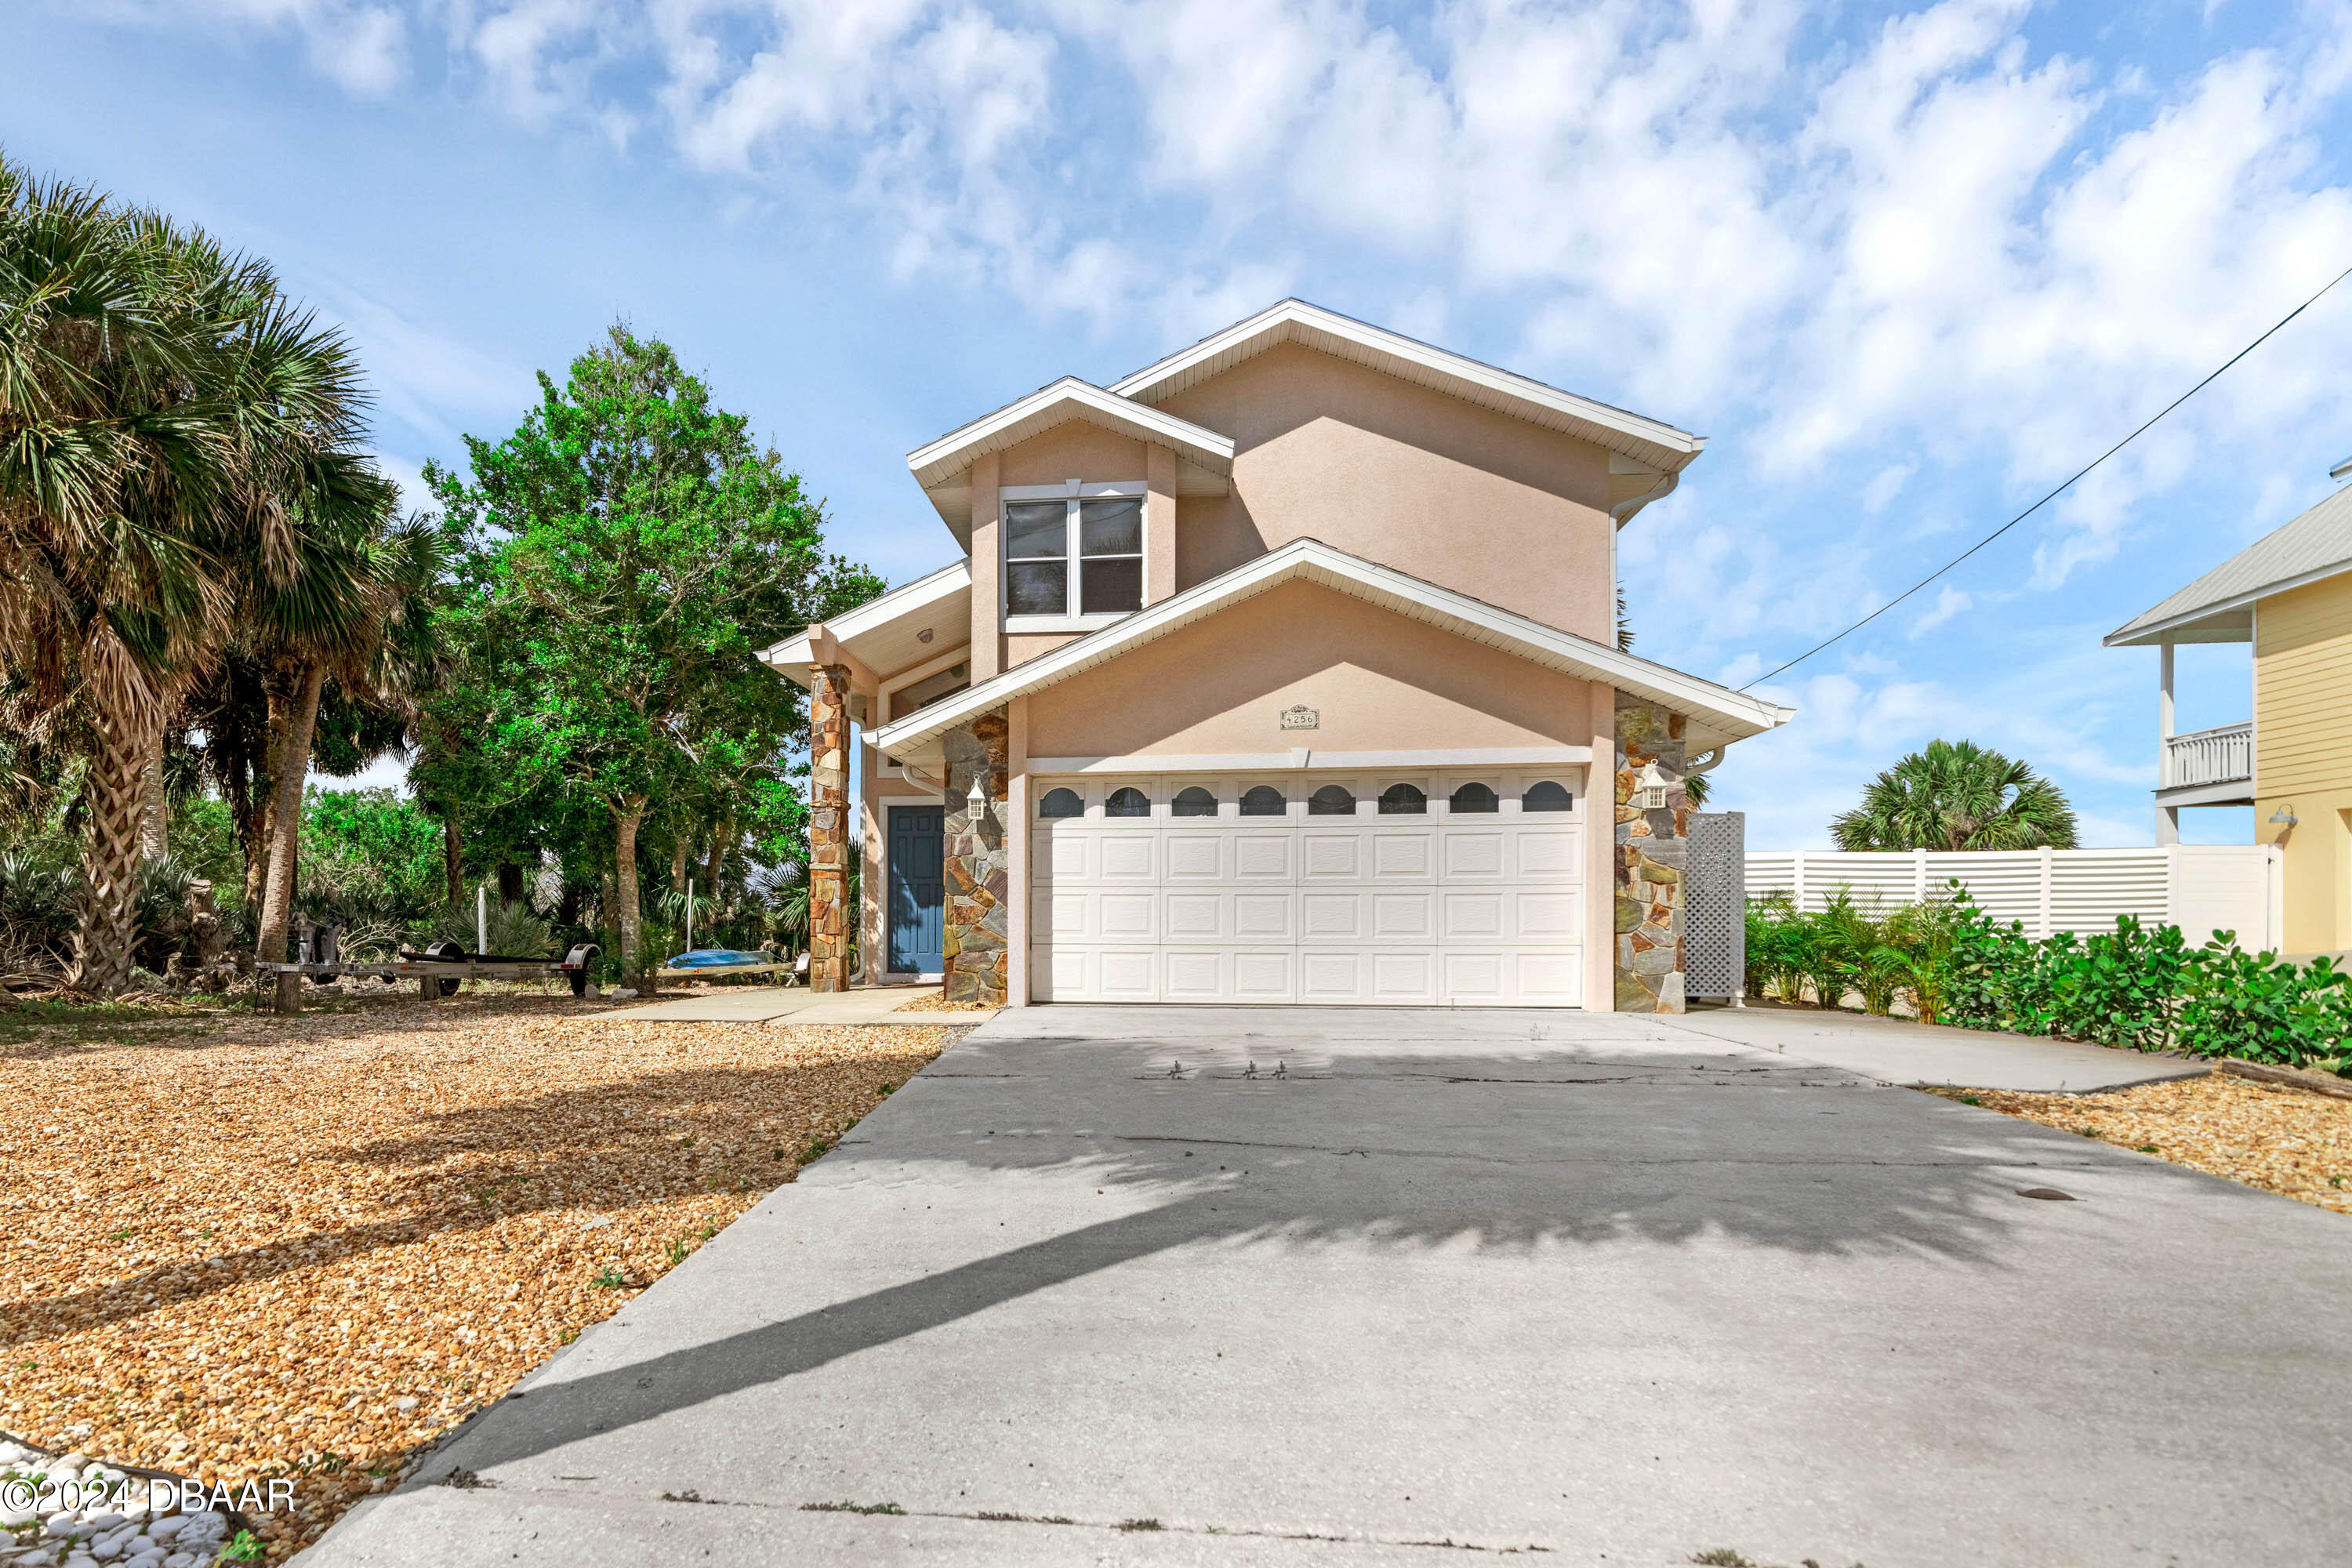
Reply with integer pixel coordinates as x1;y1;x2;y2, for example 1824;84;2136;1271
997;420;1148;488
2256;575;2352;949
1025;579;1599;758
1152;342;1617;638
967;452;1001;681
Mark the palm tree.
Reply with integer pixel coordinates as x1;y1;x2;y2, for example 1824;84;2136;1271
1830;739;2078;852
252;507;445;966
0;158;381;993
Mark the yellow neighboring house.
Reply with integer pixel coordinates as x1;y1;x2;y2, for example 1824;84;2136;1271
2107;472;2352;953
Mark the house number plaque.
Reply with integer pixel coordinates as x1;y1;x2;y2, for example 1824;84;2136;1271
1279;704;1319;731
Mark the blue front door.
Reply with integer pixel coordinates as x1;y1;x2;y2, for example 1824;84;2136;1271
887;806;946;974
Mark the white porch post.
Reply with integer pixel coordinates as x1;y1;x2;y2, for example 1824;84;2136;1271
2156;641;2180;846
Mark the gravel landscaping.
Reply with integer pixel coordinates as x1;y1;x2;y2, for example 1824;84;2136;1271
1928;1072;2352;1215
0;992;954;1562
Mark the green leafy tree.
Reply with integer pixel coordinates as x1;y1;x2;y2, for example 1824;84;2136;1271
1829;739;2078;852
419;326;880;985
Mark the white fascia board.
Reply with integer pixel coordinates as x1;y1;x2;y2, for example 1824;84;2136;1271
1109;299;1704;474
906;377;1236;491
822;558;971;641
2103;556;2352;647
760;560;971;689
1028;746;1594;775
869;537;1792;759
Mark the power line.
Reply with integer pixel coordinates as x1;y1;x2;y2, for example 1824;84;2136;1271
1739;261;2352;691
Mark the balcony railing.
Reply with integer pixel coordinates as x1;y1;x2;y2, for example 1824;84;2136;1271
2162;720;2253;790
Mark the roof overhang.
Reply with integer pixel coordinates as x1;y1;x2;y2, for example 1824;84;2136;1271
2103;555;2352;646
869;538;1792;768
907;377;1236;546
760;559;971;691
1110;298;1706;481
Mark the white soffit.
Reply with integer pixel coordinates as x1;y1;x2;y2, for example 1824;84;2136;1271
870;538;1792;762
760;559;972;689
1110;299;1706;477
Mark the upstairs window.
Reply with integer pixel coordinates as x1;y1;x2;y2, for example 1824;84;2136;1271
1003;484;1144;620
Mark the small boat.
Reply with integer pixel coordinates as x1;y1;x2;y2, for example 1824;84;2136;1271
664;948;775;970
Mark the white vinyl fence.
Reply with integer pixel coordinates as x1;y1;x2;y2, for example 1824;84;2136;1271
1748;846;2284;950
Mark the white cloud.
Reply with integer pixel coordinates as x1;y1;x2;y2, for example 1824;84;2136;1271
1908;583;1971;637
107;0;408;93
318;286;539;444
1860;463;1915;514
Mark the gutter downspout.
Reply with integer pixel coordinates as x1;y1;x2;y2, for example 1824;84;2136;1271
1609;469;1682;651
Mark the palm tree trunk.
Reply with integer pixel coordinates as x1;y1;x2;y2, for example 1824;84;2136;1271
670;834;688;892
615;797;648;991
256;663;326;965
73;704;160;996
443;812;463;907
138;723;169;862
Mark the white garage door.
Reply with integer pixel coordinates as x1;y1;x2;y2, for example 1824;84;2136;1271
1030;770;1587;1006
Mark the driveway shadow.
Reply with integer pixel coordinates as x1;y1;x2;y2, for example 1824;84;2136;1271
425;1016;2213;1476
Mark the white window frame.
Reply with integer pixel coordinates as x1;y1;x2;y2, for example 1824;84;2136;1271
1000;478;1147;632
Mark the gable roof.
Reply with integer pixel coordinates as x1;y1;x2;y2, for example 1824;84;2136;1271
2106;482;2352;647
868;537;1791;764
906;377;1236;544
1109;299;1706;477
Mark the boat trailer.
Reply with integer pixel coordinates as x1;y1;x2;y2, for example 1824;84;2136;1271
255;935;603;1014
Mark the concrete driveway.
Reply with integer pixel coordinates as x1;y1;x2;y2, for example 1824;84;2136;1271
306;1007;2352;1567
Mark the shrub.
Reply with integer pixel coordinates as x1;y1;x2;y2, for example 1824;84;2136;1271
1752;880;2352;1076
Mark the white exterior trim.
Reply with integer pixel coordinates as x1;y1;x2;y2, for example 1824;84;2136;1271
1109;299;1703;475
1029;746;1593;775
2103;554;2352;647
907;378;1235;492
871;537;1793;761
1003;612;1132;634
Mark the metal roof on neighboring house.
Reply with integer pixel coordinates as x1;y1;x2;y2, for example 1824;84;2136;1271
2105;481;2352;646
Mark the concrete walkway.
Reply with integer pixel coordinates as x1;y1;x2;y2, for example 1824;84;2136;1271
590;987;993;1025
304;1006;2352;1567
1661;1002;2210;1092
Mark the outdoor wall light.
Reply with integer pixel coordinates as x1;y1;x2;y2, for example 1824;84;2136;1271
967;772;990;822
1632;760;1670;810
2270;804;2299;828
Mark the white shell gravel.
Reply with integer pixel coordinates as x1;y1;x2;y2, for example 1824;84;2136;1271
0;1443;232;1568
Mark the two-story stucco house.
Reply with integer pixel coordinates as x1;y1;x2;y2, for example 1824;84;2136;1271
763;301;1794;1010
2107;465;2352;953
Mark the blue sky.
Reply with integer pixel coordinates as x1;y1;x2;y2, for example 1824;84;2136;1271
15;0;2352;848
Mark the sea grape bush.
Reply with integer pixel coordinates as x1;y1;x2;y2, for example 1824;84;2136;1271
1748;882;2352;1076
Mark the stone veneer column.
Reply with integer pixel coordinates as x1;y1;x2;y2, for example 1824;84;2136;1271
1615;696;1689;1014
942;710;1011;1005
808;663;851;993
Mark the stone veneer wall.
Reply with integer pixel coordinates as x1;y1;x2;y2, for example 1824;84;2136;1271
807;664;852;993
942;710;1011;1005
1615;696;1689;1014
